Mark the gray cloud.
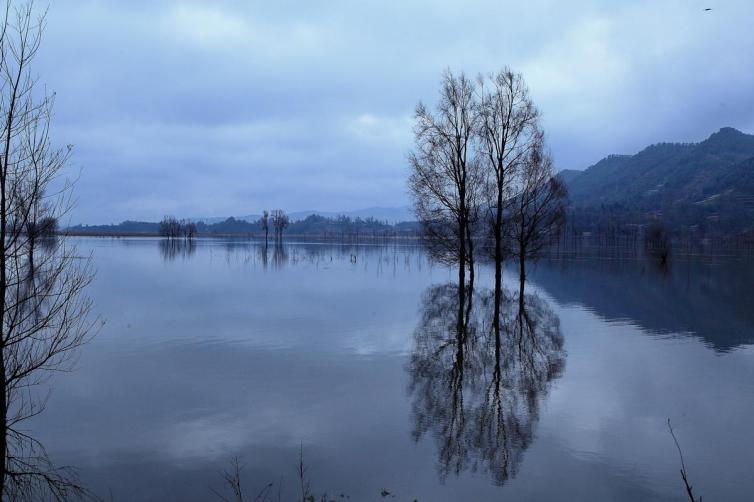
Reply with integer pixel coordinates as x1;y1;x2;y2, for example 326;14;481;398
33;0;754;223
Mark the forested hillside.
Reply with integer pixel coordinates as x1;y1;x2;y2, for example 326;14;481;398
563;127;754;235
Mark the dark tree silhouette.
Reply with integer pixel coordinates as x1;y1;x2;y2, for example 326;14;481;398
476;69;540;333
505;135;567;302
181;219;197;239
270;209;289;242
0;2;96;499
159;216;196;240
645;220;671;265
260;210;270;247
159;215;181;238
408;70;483;296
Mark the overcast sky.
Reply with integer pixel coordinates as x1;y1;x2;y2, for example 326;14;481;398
35;0;754;224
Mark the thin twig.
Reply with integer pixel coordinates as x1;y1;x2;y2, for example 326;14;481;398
667;418;702;502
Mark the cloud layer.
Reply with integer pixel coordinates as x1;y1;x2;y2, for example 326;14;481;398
34;0;754;223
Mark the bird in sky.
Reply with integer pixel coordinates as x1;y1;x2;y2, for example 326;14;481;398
704;7;712;11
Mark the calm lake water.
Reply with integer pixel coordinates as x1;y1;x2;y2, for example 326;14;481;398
28;237;754;501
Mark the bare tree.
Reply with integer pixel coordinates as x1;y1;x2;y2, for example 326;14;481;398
159;217;197;240
180;219;197;239
505;135;567;303
260;210;269;247
270;209;288;242
0;2;96;499
159;215;181;239
211;457;250;502
408;70;482;295
476;69;539;330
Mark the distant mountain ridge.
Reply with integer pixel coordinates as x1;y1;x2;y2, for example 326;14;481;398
561;127;754;233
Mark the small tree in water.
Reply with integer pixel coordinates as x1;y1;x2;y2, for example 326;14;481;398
408;70;482;293
504;133;567;304
260;210;270;246
645;221;671;265
271;209;289;241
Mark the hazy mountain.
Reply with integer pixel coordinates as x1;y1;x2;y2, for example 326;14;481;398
562;127;754;232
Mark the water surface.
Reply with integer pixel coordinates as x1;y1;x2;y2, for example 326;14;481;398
29;238;754;501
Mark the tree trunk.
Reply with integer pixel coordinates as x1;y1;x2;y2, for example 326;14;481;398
0;186;6;500
458;235;466;331
493;182;504;334
518;248;526;312
465;219;475;291
0;345;5;498
458;180;468;324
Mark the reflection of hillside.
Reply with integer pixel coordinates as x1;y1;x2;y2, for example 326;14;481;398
408;284;565;485
524;258;754;351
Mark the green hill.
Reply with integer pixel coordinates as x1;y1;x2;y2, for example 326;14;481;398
563;127;754;233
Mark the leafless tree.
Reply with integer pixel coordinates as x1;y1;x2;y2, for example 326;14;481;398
159;216;196;240
180;219;197;239
260;210;269;247
179;220;196;240
210;457;253;502
270;209;288;242
0;2;96;499
476;69;540;331
505;135;567;303
159;215;181;239
408;70;482;296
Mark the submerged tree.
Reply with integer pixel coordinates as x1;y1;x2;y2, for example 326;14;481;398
270;209;289;241
645;220;671;265
408;70;482;294
180;219;197;239
0;2;96;499
159;216;196;240
260;210;269;247
159;215;181;238
476;69;540;332
505;135;567;302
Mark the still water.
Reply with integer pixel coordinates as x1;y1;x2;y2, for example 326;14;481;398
29;237;754;501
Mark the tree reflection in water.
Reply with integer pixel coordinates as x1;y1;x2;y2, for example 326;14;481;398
158;238;197;261
408;283;565;485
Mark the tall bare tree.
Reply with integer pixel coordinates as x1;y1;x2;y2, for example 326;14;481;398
408;70;482;295
476;69;539;332
505;134;567;305
0;2;95;499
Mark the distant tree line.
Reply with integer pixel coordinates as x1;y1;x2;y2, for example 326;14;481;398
555;205;754;257
66;213;422;239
